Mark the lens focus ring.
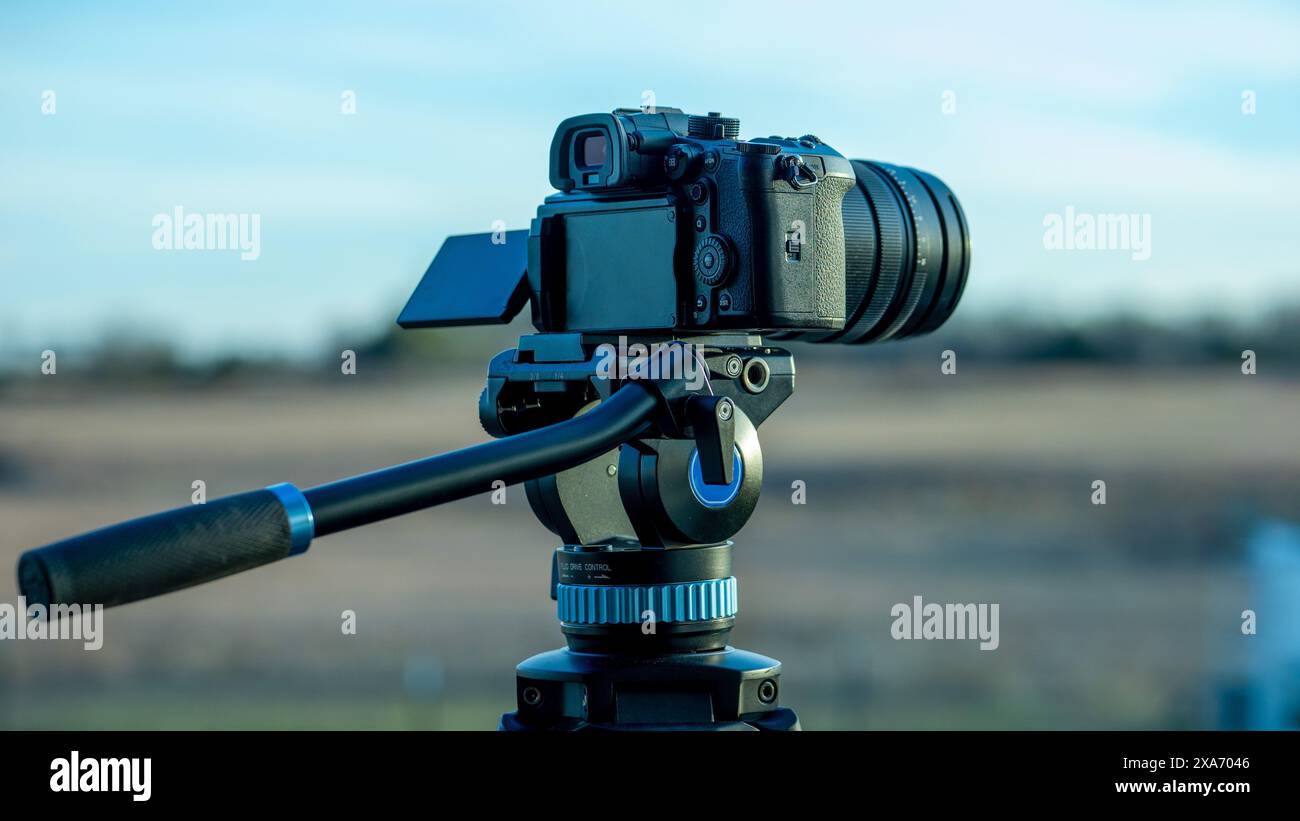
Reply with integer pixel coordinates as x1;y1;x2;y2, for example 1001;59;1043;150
845;162;908;343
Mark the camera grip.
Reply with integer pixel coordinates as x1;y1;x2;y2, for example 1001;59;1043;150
813;171;854;322
17;485;313;608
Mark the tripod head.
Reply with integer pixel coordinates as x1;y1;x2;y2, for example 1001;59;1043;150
15;331;801;729
481;332;800;728
480;332;792;657
486;333;791;545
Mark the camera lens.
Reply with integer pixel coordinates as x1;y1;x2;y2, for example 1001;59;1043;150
794;160;970;344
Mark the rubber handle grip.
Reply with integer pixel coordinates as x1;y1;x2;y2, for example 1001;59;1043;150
17;488;302;608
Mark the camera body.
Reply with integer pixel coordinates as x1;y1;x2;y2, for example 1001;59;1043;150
530;107;856;335
398;105;967;346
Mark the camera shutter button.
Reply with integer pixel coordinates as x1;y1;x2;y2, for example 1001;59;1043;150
694;235;730;287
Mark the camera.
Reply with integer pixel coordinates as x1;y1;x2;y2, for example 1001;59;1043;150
399;106;970;343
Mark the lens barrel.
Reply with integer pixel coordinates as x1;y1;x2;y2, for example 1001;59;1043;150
790;161;970;344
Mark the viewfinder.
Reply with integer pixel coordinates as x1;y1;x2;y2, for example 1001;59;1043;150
578;132;608;168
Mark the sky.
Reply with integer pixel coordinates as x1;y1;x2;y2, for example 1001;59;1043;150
2;0;1298;359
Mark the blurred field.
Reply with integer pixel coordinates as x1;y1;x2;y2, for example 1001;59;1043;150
2;361;1297;729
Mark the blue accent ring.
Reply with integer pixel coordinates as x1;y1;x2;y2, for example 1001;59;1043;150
557;577;738;625
266;482;315;556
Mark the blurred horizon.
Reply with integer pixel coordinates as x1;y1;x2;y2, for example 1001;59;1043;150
3;0;1300;361
2;304;1297;379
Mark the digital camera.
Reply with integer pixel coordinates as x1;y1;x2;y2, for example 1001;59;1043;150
399;106;970;344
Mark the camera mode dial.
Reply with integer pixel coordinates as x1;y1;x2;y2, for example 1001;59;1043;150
687;112;740;140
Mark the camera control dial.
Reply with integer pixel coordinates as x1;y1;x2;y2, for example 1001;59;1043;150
693;235;731;287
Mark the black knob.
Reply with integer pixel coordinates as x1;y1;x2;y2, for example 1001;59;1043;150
664;144;702;181
688;112;740;140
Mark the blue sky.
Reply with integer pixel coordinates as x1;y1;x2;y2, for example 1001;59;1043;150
2;0;1298;358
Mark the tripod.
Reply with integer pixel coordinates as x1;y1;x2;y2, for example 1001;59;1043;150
18;333;799;730
485;333;798;730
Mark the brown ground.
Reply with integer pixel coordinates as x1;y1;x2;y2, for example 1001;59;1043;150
1;362;1295;729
